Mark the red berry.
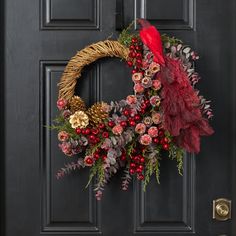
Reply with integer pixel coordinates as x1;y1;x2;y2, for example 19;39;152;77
102;131;109;138
129;168;136;175
129;120;136;126
95;137;100;143
108;121;115;127
136;168;142;174
136;59;142;64
129;45;135;50
99;123;105;129
135;45;142;51
134;156;140;163
138;165;144;170
163;137;169;143
163;143;169;150
137;174;144;180
75;128;81;134
153;138;159;144
85;128;91;135
81;129;86;135
89;135;96;140
159;130;164;137
85;157;93;165
102;155;107;161
130;163;136;168
127;61;133;67
120;121;127;127
134;114;141;121
132;69;137;74
91;128;99;135
140;157;145;163
120;155;126;161
94;153;100;160
123;109;130;116
136;52;142;58
131;37;138;43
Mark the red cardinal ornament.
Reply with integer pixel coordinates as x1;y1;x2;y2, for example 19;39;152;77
138;19;165;65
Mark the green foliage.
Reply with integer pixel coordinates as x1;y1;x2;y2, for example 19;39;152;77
118;21;139;47
161;34;183;46
169;144;184;175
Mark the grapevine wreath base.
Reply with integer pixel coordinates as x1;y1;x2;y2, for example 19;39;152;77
52;19;214;200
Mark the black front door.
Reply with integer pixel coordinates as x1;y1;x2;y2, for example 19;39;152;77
2;0;236;235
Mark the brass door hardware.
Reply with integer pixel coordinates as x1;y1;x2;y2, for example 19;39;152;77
213;198;231;221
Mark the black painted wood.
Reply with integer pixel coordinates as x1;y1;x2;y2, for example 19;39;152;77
2;0;236;235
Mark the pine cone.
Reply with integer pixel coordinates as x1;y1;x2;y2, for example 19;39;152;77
87;102;109;127
69;96;86;114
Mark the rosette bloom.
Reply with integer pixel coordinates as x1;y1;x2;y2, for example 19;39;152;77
152;79;162;90
152;112;161;124
112;124;123;135
150;95;161;107
57;98;67;110
69;111;89;129
135;123;146;134
84;156;94;166
58;131;70;142
132;72;143;83
126;95;137;105
134;83;145;93
140;134;152;145
148;126;159;137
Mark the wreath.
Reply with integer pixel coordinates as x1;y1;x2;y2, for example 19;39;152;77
52;19;214;200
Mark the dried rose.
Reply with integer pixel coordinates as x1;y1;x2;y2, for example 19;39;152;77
150;96;161;107
141;77;152;88
143;116;153;126
58;131;70;142
140;134;152;145
148;126;158;137
57;98;67;110
126;95;137;105
135;123;146;134
132;72;143;83
152;112;161;124
69;111;89;129
134;83;145;93
112;124;123;135
59;142;72;156
149;62;160;74
152;80;162;90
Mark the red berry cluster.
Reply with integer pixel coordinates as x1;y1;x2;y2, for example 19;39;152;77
127;37;143;74
140;99;151;114
122;108;141;127
75;123;109;145
129;147;145;180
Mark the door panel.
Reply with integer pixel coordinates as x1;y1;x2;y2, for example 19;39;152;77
2;0;236;235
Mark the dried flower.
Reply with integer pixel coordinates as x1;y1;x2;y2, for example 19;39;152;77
145;69;153;77
62;109;71;118
148;126;159;137
132;73;143;83
58;131;70;142
152;112;161;124
134;83;145;93
59;142;72;156
69;111;89;129
143;116;153;126
142;77;152;88
57;98;67;110
140;134;152;145
112;124;123;135
135;123;146;134
149;62;160;74
126;95;137;105
152;80;162;90
150;96;161;107
84;156;94;166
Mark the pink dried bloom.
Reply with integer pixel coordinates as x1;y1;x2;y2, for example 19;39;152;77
132;72;143;83
58;131;70;142
112;124;123;135
152;79;162;90
148;126;159;137
149;62;160;73
59;142;72;156
135;123;146;134
150;96;161;107
126;95;137;105
134;83;145;94
141;77;152;88
62;109;71;118
152;112;161;124
143;116;153;126
57;98;67;110
140;134;152;145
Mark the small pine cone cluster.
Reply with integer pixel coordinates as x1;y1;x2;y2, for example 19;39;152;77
87;102;109;127
69;96;86;114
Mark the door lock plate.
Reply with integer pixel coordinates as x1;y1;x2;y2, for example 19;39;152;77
213;198;231;221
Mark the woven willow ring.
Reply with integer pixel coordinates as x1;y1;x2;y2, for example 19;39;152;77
58;40;129;100
54;20;213;200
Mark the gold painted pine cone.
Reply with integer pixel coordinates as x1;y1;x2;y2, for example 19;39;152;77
87;102;109;127
69;96;86;114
